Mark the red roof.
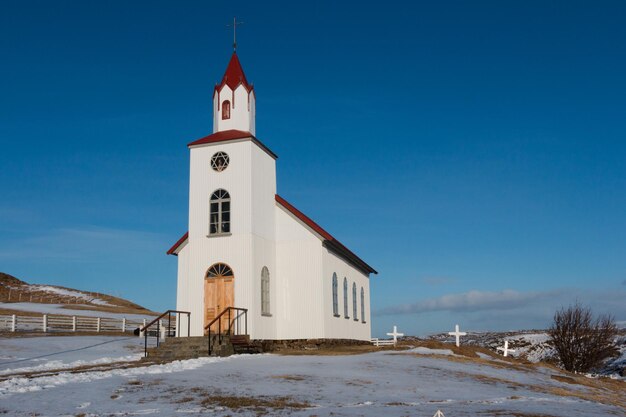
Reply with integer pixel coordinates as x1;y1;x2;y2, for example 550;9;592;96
166;232;188;255
275;195;377;275
215;52;253;93
187;129;253;147
187;129;278;159
275;195;333;240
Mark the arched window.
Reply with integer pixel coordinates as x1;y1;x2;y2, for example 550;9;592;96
352;283;357;321
221;100;231;120
343;277;349;318
332;273;338;317
209;189;231;235
261;266;270;316
206;263;234;278
360;287;366;323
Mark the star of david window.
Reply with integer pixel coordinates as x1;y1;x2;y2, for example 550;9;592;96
211;152;230;172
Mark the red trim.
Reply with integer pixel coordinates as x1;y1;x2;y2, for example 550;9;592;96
166;232;188;255
275;195;377;274
187;129;278;159
275;195;333;240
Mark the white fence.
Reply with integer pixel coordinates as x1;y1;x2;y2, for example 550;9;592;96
371;338;396;346
0;314;154;334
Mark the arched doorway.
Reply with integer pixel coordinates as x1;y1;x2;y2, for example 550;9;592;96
204;263;234;332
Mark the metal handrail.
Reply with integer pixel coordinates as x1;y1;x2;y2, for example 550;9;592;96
142;309;191;357
206;306;248;355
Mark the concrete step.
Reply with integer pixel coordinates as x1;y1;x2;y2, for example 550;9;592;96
143;334;252;360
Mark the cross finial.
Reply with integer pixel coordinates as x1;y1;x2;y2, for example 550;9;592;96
227;17;244;52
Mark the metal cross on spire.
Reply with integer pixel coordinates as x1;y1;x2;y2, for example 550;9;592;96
227;17;244;52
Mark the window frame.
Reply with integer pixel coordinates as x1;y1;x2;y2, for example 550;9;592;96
332;273;339;317
221;100;231;120
353;283;358;321
208;189;231;236
361;287;366;323
210;151;230;172
343;277;349;319
261;266;271;316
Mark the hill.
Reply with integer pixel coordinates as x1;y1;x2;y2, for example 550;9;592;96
423;329;626;379
0;272;157;317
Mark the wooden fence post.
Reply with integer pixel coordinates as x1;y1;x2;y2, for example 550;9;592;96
97;317;101;332
72;316;76;332
43;314;47;332
122;318;126;332
11;315;16;332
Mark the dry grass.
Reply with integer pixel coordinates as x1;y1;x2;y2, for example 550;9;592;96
277;343;410;356
391;340;536;374
271;374;308;381
406;340;626;410
451;365;626;409
0;358;163;383
546;375;626;408
175;396;195;403
199;394;311;411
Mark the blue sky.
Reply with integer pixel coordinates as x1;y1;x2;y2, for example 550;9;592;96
1;1;625;337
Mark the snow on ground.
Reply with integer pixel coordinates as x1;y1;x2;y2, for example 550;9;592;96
0;336;146;375
0;302;157;319
407;347;456;356
506;333;555;363
0;337;623;416
28;285;113;306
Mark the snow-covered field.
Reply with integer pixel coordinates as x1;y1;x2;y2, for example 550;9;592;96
0;302;157;320
0;336;146;375
0;336;624;416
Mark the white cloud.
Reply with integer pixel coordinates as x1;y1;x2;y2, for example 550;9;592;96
375;288;626;318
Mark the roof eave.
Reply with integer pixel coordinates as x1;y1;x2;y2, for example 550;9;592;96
323;239;378;276
166;232;188;256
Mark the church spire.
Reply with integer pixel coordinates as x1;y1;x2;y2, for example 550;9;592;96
213;53;256;135
217;52;252;92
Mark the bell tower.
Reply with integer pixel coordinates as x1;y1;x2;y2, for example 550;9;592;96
212;52;256;135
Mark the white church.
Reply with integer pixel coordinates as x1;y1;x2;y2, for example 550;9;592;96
167;51;377;342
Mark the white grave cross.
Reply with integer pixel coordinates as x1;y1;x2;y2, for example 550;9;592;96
386;325;404;345
448;324;466;347
497;340;516;357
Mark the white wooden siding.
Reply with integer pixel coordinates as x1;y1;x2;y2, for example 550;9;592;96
176;139;372;340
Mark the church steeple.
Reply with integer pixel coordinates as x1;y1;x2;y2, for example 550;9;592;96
213;52;256;135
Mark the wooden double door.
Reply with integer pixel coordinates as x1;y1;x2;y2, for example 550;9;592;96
204;269;234;334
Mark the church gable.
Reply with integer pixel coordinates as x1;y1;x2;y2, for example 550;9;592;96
275;195;377;276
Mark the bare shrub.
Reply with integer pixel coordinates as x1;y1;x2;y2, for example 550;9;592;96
548;303;618;373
